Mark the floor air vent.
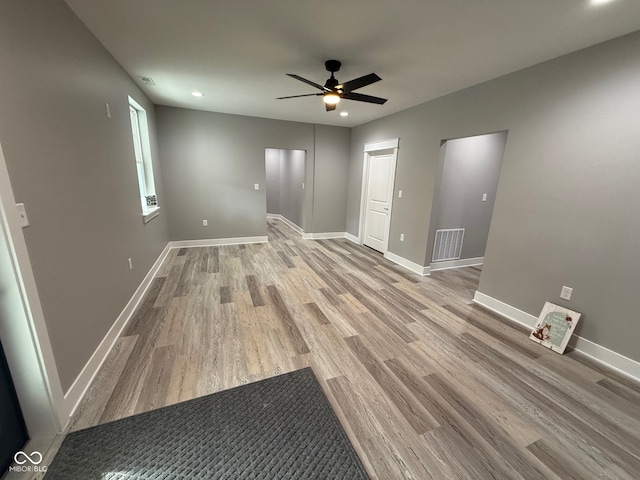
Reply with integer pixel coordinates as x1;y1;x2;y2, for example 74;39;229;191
432;228;465;262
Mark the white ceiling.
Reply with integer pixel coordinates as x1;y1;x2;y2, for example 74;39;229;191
64;0;640;128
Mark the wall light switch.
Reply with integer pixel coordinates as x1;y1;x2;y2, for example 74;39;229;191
302;183;305;189
16;203;29;228
254;184;259;190
398;190;403;198
482;193;487;202
560;286;573;301
400;233;405;241
105;103;111;118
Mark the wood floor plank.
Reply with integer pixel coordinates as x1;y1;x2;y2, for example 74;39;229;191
265;284;310;355
345;335;437;435
64;218;640;480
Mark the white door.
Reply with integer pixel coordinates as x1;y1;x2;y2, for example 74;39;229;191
363;153;394;252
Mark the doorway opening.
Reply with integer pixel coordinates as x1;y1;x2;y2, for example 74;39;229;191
265;148;307;234
0;142;61;470
358;139;399;254
427;131;508;271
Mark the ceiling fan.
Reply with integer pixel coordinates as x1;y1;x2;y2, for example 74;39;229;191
277;60;387;111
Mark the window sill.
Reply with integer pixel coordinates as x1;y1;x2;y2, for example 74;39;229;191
143;206;161;223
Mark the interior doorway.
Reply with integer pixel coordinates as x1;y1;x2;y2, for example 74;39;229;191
358;139;399;254
427;131;507;271
265;148;306;233
0;340;28;473
0;142;61;472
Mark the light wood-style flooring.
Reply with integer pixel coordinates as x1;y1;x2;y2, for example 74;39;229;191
65;219;640;479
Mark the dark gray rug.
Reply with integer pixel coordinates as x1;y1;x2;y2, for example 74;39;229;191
44;368;369;479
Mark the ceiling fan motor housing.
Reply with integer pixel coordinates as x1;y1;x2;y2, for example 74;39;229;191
324;59;341;73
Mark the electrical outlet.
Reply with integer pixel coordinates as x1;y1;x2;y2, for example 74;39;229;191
202;220;208;227
127;258;133;270
400;233;405;241
254;184;259;190
398;190;403;198
560;286;573;301
482;193;487;202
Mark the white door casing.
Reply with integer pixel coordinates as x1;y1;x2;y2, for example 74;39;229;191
359;138;399;254
0;142;63;444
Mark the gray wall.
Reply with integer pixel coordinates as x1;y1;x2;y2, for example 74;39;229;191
427;132;507;263
348;31;640;362
157;107;351;238
265;148;306;228
312;125;351;233
0;0;169;391
280;150;305;228
265;149;282;215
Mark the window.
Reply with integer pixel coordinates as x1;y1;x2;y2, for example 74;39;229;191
128;96;159;222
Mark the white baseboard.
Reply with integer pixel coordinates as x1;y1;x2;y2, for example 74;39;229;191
473;291;640;382
269;215;344;240
63;243;172;420
345;232;360;244
430;256;483;272
268;214;303;234
302;231;346;240
168;236;268;248
384;251;430;276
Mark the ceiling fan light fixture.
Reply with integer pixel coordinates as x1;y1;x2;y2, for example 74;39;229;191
323;93;341;105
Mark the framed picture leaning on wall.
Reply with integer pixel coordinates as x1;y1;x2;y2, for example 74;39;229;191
530;302;581;354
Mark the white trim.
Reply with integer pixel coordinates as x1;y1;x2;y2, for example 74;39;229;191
64;243;172;418
472;291;536;329
302;232;346;240
345;232;360;244
168;236;268;248
0;143;63;436
358;138;400;251
142;206;161;223
267;214;303;234
473;291;640;382
384;251;430;276
430;256;483;272
363;138;399;152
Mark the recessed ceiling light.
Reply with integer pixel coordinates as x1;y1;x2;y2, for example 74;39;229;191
590;0;614;5
191;91;204;97
340;112;349;117
138;76;156;86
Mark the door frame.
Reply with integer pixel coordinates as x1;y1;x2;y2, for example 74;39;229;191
0;142;62;452
357;138;399;253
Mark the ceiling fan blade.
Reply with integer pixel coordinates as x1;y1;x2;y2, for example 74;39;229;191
325;102;337;112
338;73;381;93
276;93;323;99
341;92;387;105
287;74;329;92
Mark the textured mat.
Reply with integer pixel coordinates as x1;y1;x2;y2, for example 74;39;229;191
44;368;369;479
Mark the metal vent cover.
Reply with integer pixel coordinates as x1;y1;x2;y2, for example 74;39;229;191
432;228;465;262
